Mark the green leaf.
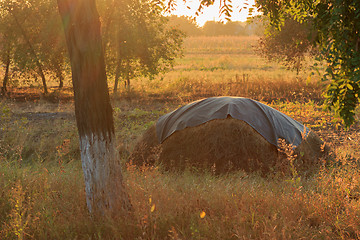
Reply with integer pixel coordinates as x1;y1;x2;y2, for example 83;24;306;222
346;84;353;90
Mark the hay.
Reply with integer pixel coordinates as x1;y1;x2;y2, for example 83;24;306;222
292;130;328;172
129;124;159;166
129;117;326;174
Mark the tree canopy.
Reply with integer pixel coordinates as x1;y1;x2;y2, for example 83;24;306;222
256;0;360;126
100;0;184;92
256;17;316;74
0;0;66;93
167;15;202;36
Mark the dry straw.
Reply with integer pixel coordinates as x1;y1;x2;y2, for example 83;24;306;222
129;117;327;174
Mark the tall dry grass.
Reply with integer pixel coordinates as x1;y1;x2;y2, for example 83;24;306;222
0;159;359;239
1;96;360;239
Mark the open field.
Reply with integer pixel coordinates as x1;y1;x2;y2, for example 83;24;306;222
0;36;360;239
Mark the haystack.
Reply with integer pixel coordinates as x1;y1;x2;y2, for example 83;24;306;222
129;97;327;174
129;118;325;174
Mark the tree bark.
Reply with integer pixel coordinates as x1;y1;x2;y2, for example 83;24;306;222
113;60;121;93
57;0;132;216
1;49;11;94
54;62;64;89
125;59;131;91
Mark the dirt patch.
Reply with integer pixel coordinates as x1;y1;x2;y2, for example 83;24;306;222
1;87;74;103
12;112;75;121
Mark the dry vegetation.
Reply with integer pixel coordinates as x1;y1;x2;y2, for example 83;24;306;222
0;36;359;239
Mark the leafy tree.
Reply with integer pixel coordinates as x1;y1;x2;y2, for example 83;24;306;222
37;0;68;89
245;15;266;36
202;21;226;36
0;8;16;95
99;0;184;93
0;0;67;93
256;17;317;74
1;0;49;94
224;21;246;36
202;20;247;36
0;36;12;95
167;15;202;36
255;0;360;126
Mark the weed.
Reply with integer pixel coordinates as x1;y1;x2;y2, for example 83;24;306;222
0;180;38;240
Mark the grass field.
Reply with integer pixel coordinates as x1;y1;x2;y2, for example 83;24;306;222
0;36;359;239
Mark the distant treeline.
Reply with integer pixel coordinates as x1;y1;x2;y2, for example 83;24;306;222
167;16;264;37
0;0;185;94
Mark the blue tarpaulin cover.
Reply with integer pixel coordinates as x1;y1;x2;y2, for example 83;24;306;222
156;97;309;147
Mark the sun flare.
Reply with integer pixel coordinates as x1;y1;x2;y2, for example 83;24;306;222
169;0;260;26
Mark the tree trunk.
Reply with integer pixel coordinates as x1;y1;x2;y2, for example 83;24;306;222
113;60;121;93
11;11;48;94
125;59;131;91
58;71;64;89
57;0;132;216
1;49;11;94
54;62;64;89
101;0;116;56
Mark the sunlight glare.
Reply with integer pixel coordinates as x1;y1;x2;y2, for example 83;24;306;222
170;0;260;26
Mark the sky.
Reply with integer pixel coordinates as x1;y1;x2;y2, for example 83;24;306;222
169;0;260;26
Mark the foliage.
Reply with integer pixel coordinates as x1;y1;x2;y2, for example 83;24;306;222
167;15;203;36
0;7;15;94
202;21;246;36
256;17;317;73
254;0;360;126
0;0;184;93
167;16;264;37
99;0;185;91
0;2;19;92
244;15;266;36
0;0;67;93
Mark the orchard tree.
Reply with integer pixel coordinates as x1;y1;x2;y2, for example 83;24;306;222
0;9;15;94
167;15;202;36
0;0;68;93
0;37;11;95
57;0;132;216
37;0;68;89
99;0;184;92
202;21;246;36
1;0;49;94
256;17;317;74
202;21;226;36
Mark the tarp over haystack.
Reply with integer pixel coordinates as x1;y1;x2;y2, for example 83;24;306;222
157;97;309;147
130;97;326;173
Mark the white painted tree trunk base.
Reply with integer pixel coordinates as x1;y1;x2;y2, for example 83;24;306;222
80;132;131;215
